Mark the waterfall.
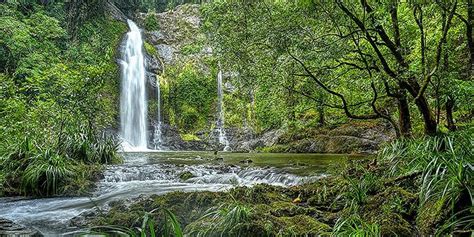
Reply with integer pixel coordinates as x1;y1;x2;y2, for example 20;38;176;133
217;70;230;151
120;20;148;151
153;76;163;150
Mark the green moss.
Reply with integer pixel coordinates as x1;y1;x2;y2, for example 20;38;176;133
361;187;417;236
416;197;449;236
180;133;200;141
269;201;320;217
260;144;289;153
230;184;289;204
144;41;158;57
274;215;330;235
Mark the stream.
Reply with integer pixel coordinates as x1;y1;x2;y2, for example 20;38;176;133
0;152;357;236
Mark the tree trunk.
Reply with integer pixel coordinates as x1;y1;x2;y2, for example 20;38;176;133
468;0;473;76
415;95;438;135
446;96;457;131
398;93;412;137
317;101;325;127
402;80;438;136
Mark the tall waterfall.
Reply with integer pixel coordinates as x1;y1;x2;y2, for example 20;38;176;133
120;20;148;151
217;70;230;151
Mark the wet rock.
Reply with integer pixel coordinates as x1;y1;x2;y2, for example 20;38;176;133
146;31;167;44
155;44;175;64
0;218;40;236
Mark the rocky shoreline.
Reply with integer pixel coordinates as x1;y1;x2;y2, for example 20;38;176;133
148;121;395;154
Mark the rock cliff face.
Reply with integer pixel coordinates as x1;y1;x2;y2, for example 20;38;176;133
131;4;393;153
136;4;217;150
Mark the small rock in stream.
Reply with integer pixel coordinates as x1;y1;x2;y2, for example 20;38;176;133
0;217;40;236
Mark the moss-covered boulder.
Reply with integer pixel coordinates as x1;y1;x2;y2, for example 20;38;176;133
361;187;418;236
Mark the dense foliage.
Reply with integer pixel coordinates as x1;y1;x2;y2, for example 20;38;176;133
0;1;125;196
202;1;473;136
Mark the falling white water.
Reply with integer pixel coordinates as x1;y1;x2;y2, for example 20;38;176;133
120;20;148;151
217;70;230;151
153;76;163;150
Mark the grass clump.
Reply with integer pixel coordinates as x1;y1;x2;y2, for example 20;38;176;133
76;208;183;237
332;215;381;236
186;202;252;236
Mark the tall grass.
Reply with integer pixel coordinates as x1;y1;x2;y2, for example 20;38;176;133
344;172;381;206
185;202;252;236
332;214;381;237
22;148;75;196
379;130;473;234
63;125;121;164
74;208;183;237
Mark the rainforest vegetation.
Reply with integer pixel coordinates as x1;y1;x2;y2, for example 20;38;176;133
0;0;472;236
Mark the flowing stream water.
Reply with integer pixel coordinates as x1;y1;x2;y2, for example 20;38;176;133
0;152;354;236
119;20;148;151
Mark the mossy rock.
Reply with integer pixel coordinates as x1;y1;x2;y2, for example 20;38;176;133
178;171;195;181
416;197;451;236
93;202;143;227
272;215;330;236
362;187;418;236
268;201;320;217
301;176;348;208
230;184;289;204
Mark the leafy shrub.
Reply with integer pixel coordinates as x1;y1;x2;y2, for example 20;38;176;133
181;43;202;55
